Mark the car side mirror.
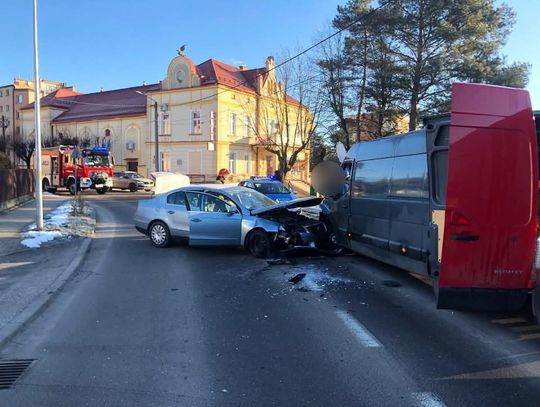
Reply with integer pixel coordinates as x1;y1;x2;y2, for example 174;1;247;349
227;208;239;216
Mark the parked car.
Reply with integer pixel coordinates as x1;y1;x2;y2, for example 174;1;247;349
239;176;296;202
134;185;326;257
112;171;154;192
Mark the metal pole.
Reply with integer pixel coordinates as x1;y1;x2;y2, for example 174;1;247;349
33;0;43;230
154;101;159;172
1;115;6;153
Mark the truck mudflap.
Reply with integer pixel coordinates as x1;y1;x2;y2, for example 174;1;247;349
436;83;538;311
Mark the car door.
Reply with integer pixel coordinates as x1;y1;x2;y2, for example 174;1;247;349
185;192;242;246
164;191;189;238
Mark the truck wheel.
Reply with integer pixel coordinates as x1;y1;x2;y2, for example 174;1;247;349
67;179;76;195
149;221;170;248
533;284;540;324
129;183;137;192
96;187;107;195
42;178;50;192
248;230;273;258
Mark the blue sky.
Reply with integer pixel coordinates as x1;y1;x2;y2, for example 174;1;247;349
1;0;538;108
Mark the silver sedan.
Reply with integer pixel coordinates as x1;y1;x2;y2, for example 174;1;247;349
134;185;325;257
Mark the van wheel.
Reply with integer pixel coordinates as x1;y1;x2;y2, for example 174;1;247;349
42;178;50;192
249;230;272;258
129;183;137;192
149;221;170;248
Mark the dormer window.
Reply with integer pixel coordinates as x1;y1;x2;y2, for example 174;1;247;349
176;70;184;84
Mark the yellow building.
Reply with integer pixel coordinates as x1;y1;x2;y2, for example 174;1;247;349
20;52;311;181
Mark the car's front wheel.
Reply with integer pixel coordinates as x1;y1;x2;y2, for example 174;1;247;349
129;183;137;192
248;230;273;258
149;221;170;248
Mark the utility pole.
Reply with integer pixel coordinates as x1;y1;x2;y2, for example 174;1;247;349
33;0;43;230
135;90;160;172
0;115;8;153
153;101;159;172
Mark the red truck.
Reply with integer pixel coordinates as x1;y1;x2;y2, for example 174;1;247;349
40;145;113;195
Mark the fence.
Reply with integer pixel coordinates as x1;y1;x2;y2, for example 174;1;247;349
0;169;34;212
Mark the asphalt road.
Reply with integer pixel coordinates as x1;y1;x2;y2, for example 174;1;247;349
0;191;539;406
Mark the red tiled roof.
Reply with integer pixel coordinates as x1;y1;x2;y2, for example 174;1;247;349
196;59;262;93
51;84;160;123
20;87;81;110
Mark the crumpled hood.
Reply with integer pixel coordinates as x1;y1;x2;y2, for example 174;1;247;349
250;197;322;215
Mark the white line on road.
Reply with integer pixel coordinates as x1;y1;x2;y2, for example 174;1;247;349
411;392;447;407
335;310;382;348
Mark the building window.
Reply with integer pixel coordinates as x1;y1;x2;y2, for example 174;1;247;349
16;95;23;104
0;106;3;113
5;90;9;97
16;126;20;135
16;111;20;119
159;112;171;136
103;129;112;148
0;91;2;97
191;110;202;134
229;112;237;136
210;111;216;140
244;115;252;138
229;153;237;173
5;105;8;112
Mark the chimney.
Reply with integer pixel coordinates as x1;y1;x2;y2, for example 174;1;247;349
238;64;247;71
142;81;147;86
265;56;275;71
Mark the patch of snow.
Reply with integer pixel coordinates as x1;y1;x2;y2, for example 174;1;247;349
21;230;63;248
20;201;95;249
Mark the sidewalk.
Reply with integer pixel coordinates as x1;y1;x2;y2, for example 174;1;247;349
0;193;67;256
0;193;93;346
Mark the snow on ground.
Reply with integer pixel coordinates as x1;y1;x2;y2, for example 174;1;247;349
21;231;63;248
21;201;95;249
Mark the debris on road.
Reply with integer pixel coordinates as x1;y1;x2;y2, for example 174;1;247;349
288;273;306;284
382;280;401;287
267;258;293;266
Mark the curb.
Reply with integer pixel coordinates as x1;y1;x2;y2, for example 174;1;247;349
0;232;93;348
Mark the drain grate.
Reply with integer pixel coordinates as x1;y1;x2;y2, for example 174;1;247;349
0;359;35;389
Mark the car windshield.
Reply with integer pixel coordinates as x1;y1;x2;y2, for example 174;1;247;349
253;182;290;194
229;189;276;210
83;154;110;167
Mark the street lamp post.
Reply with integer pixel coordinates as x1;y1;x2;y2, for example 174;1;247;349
33;0;43;230
136;91;160;172
0;115;9;153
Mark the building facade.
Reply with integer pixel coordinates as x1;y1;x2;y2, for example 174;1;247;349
0;78;63;151
20;53;311;181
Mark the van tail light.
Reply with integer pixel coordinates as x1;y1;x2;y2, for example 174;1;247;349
451;211;472;226
534;236;540;273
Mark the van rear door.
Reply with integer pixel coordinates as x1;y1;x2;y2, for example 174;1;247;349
436;83;537;311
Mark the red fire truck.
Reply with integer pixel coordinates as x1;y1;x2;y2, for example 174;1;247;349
40;145;113;195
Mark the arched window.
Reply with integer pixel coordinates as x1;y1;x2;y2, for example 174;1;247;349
102;128;112;148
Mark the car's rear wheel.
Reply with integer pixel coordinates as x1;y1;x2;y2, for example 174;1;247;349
67;178;76;195
42;178;50;192
149;221;170;248
129;183;137;192
249;230;273;258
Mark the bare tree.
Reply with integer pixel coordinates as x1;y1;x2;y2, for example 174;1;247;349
12;139;35;169
244;51;324;180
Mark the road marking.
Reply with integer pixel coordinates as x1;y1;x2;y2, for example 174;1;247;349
408;272;433;286
491;317;528;325
335;310;381;348
411;392;447;407
511;325;540;333
519;332;540;341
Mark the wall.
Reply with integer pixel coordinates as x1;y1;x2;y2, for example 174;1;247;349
0;169;34;212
